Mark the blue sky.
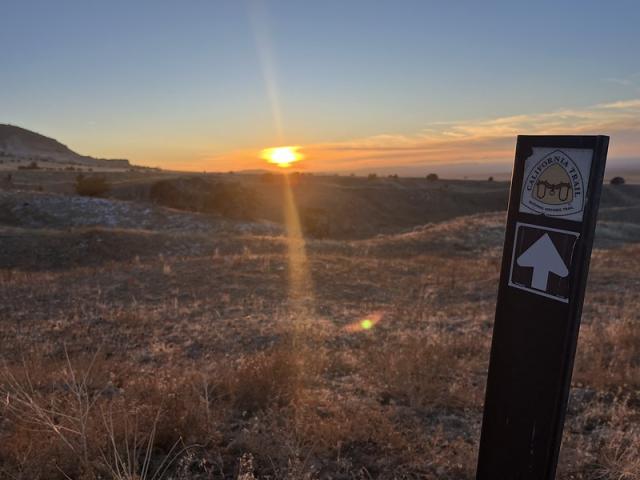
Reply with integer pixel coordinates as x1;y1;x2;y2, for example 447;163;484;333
1;0;639;171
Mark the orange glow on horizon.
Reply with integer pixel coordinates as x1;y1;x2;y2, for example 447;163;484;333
132;98;639;172
261;146;303;168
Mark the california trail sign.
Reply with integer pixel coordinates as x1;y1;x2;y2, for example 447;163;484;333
476;136;609;480
520;148;592;222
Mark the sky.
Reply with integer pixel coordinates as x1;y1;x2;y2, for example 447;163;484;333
1;0;640;174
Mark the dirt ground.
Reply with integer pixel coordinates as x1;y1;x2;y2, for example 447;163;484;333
0;178;639;479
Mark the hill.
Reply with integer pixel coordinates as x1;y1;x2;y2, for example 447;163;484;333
118;173;640;240
0;124;130;169
4;170;640;240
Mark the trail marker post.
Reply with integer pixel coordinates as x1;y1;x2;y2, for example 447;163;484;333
476;136;609;479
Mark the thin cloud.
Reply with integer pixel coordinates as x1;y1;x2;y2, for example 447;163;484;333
596;99;640;109
603;72;640;89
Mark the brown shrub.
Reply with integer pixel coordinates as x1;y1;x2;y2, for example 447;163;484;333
221;347;305;414
300;207;331;239
592;429;640;480
0;355;214;479
18;161;40;170
610;176;626;186
574;318;640;390
149;177;257;220
368;330;487;410
75;175;110;197
559;396;640;479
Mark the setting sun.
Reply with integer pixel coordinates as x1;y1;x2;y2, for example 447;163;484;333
261;146;302;168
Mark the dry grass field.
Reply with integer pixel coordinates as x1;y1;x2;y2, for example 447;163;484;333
1;172;639;479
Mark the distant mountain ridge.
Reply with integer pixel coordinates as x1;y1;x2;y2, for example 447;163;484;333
0;124;130;168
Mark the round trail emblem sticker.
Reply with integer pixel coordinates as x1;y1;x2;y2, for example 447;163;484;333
521;149;587;220
534;163;573;205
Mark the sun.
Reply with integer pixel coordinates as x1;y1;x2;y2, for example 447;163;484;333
261;146;302;168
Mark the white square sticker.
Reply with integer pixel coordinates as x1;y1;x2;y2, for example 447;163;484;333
509;222;580;303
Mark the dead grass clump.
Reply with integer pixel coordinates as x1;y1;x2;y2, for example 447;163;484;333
560;396;640;480
0;355;209;479
224;398;411;478
295;397;405;453
369;330;487;410
1;353;110;478
99;408;189;480
290;396;477;478
575;318;640;390
221;347;306;414
0;340;329;478
118;372;222;449
593;429;640;480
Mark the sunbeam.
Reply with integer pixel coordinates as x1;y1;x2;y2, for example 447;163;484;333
248;0;285;143
282;174;315;323
248;2;314;327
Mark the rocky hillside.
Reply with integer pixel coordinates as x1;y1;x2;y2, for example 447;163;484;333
0;124;130;168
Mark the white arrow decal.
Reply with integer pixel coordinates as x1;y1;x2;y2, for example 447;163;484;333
516;234;569;291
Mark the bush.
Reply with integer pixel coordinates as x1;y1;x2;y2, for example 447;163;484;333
426;173;439;181
368;330;486;409
260;172;281;184
18;161;40;170
610;176;625;185
202;183;257;219
367;173;378;181
301;207;331;238
224;348;303;413
75;174;110;197
150;177;258;220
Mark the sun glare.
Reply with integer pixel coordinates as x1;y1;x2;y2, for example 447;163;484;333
262;146;302;168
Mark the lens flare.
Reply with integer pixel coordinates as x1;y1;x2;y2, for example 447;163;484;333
262;146;303;168
361;319;374;330
344;312;383;333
